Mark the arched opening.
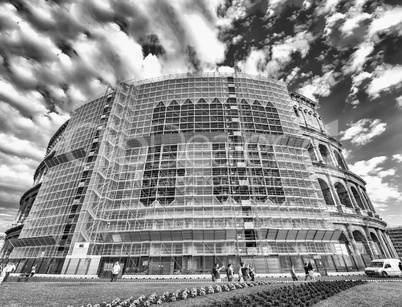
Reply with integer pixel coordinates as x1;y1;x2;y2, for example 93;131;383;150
333;150;347;170
293;105;300;117
380;232;393;258
350;187;365;210
308;144;318;162
318;144;333;165
336;232;353;255
370;232;385;257
361;189;376;213
318;179;335;206
335;182;353;208
353;230;370;255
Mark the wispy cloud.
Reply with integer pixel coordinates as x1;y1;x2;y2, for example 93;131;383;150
340;118;387;146
349;156;402;211
367;65;402;98
297;70;339;100
393;154;402;163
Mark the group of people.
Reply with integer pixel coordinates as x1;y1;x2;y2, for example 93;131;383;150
0;262;37;284
290;262;316;282
211;262;256;282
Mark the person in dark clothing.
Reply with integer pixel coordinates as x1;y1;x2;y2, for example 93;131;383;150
249;266;256;281
241;262;249;282
304;263;311;281
399;262;402;272
290;265;298;281
212;263;222;282
307;262;315;281
29;265;37;280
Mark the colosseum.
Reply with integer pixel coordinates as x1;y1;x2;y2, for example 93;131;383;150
1;72;397;277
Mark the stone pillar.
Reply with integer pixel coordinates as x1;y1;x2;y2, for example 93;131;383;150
383;231;399;258
375;229;391;258
328;178;342;207
346;185;359;211
345;224;365;270
363;227;377;258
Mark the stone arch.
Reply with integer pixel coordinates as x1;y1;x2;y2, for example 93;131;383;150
318;144;333;165
333;150;347;170
360;188;376;212
334;182;353;208
350;186;365;210
369;232;385;256
352;229;370;255
337;231;353;255
293;105;300;117
308;143;318;162
318;178;335;206
379;231;394;258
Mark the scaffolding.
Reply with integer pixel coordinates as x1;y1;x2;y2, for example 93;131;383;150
71;73;340;275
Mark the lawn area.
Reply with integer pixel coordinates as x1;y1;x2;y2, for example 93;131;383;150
1;281;401;307
314;282;402;307
0;281;283;307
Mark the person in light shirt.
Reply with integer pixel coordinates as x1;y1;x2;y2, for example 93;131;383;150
2;262;16;283
111;261;121;282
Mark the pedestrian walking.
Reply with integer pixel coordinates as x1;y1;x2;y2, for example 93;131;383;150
237;264;243;282
398;261;402;273
212;263;222;282
226;263;234;282
0;265;5;285
249;266;256;281
241;262;250;282
29;265;37;280
304;263;311;281
290;265;298;281
111;261;121;282
307;262;316;281
3;263;16;283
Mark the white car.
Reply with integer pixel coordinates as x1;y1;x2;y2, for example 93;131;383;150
365;259;402;278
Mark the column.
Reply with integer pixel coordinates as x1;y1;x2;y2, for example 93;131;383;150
383;231;398;258
345;224;365;270
363;227;376;258
328;178;342;208
346;185;359;212
375;229;391;258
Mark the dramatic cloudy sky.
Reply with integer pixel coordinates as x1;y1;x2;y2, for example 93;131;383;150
1;0;402;233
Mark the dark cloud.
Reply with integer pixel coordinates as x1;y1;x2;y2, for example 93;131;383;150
186;45;201;72
113;1;150;37
382;0;402;5
35;85;58;114
246;0;269;16
334;0;354;14
362;0;383;14
56;39;78;57
9;0;30;15
113;16;130;35
139;34;165;57
373;33;402;66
